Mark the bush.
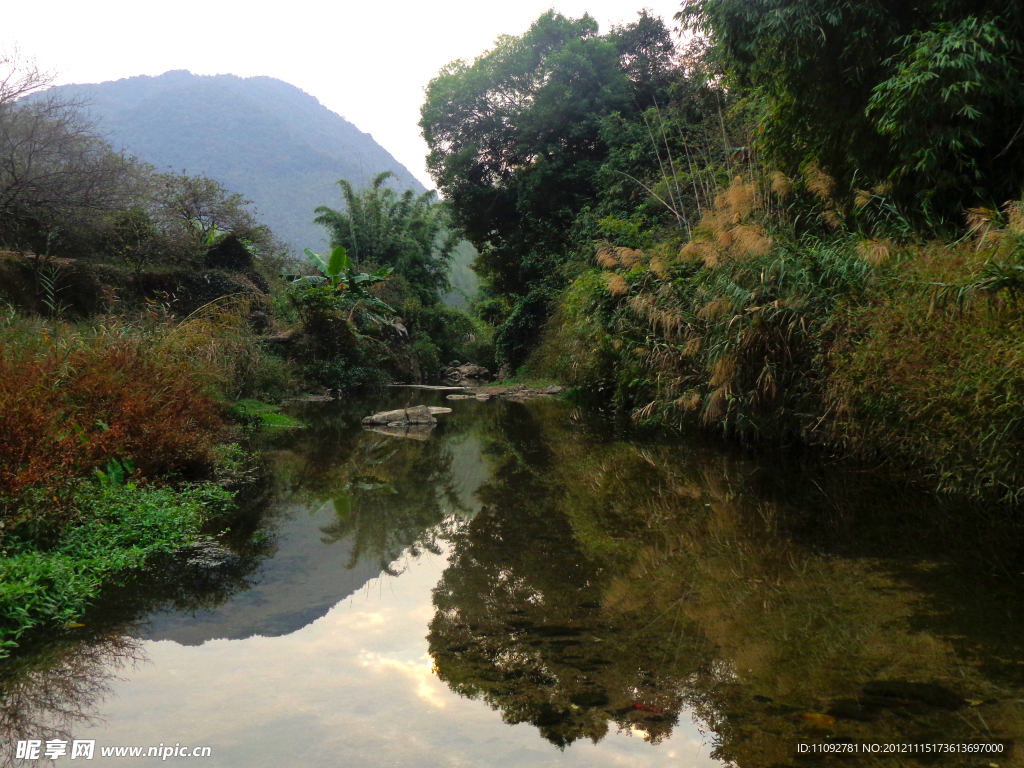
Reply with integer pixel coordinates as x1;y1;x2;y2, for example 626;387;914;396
0;482;234;655
825;229;1024;501
536;168;1024;500
0;322;225;529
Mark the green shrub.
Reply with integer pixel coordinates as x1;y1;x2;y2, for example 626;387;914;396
0;482;234;655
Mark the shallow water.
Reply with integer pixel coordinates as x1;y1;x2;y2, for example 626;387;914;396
2;391;1023;767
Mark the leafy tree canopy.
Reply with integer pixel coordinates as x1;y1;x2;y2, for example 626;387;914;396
420;10;681;365
680;0;1024;217
314;171;454;306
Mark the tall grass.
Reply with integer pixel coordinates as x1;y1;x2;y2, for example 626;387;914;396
539;174;874;443
534;166;1024;501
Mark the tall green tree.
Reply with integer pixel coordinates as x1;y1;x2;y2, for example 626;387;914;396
313;171;455;306
420;11;680;367
681;0;1024;218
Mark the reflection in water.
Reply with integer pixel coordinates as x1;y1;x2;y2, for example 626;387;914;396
430;404;691;748
430;399;1024;764
1;392;1022;767
0;634;145;768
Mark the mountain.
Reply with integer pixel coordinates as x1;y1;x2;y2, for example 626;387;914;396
44;70;427;252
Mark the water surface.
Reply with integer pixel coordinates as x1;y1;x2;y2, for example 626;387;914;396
3;392;1022;767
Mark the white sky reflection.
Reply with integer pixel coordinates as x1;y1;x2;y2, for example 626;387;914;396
51;549;720;767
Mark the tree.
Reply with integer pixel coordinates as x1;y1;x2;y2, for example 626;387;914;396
0;51;141;258
420;11;680;367
0;47;51;109
105;207;159;275
150;172;275;264
313;171;455;306
680;0;1024;218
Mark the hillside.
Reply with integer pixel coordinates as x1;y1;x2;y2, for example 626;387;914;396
44;70;426;252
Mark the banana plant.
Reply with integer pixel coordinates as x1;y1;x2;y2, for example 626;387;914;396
293;246;393;296
292;246;397;326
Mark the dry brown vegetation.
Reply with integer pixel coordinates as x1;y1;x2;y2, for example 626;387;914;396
531;164;1024;501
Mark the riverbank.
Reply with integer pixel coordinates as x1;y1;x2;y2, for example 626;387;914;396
0;312;271;656
527;176;1024;503
4;391;1021;765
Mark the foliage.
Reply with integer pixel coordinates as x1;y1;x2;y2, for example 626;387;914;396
0;481;234;655
0;96;142;259
824;217;1024;501
286;259;395;393
104;208;160;274
400;300;478;373
421;11;744;370
314;172;454;305
150;172;279;266
534;162;1024;500
680;0;1024;217
226;399;303;430
540;174;872;440
295;245;394;308
0;319;228;529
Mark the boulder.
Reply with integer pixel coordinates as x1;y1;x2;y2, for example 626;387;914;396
444;363;493;384
361;405;437;426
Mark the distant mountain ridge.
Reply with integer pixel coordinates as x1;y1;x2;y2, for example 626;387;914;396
44;70;427;252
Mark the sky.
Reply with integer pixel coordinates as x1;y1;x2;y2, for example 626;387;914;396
5;0;686;189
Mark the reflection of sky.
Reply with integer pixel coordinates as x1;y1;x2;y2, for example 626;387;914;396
51;548;721;767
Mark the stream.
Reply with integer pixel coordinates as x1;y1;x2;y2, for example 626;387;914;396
2;390;1022;767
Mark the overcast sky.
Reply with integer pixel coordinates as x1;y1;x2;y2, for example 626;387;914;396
5;0;685;189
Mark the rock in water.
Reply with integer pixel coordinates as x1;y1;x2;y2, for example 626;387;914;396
361;405;437;426
444;364;492;384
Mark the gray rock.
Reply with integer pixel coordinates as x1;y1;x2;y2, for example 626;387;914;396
361;405;437;426
178;540;239;577
444;363;493;384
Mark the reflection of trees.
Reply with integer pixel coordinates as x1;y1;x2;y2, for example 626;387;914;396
429;404;694;748
0;634;145;768
319;433;465;574
269;397;470;574
430;399;1024;762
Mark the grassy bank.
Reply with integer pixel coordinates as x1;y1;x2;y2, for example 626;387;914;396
529;173;1024;502
0;310;269;656
0;483;233;655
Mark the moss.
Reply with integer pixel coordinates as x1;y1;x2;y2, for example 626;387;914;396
225;399;304;429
